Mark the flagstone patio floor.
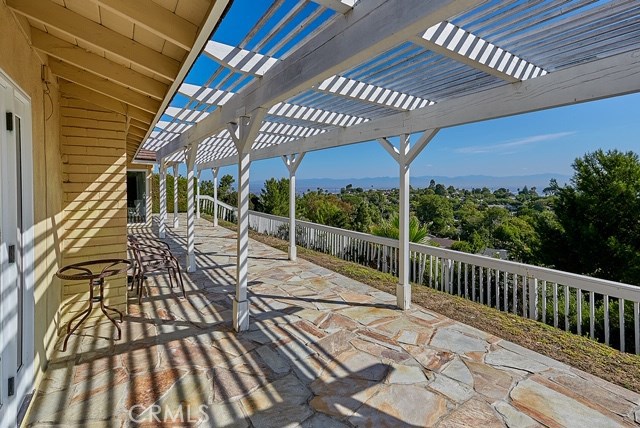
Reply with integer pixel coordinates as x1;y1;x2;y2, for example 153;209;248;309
27;215;640;427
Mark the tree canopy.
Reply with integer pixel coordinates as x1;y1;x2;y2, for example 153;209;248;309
540;150;640;284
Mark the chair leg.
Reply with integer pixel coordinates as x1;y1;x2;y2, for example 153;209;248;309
137;272;145;305
175;262;187;299
167;267;175;289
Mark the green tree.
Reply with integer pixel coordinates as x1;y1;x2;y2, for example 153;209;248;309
416;194;454;236
543;150;640;284
259;178;290;216
371;213;429;243
218;174;236;205
493;216;537;262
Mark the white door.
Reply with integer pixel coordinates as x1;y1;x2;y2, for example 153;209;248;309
0;72;34;428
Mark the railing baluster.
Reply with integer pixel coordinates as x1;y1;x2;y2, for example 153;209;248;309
589;291;595;339
553;282;559;328
464;263;468;298
542;280;547;324
513;274;518;315
634;301;639;355
495;269;500;310
529;277;538;321
457;261;462;296
604;295;610;345
576;289;582;336
487;268;492;307
479;267;484;305
503;271;507;312
620;298;625;353
471;266;476;301
564;285;570;332
429;255;433;287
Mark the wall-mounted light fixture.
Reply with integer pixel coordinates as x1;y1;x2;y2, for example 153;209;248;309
6;111;13;131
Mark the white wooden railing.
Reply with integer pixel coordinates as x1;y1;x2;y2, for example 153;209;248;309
198;194;640;354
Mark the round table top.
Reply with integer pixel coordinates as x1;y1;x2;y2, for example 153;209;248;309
55;258;132;281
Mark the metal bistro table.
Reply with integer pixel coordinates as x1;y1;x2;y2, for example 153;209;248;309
56;258;132;351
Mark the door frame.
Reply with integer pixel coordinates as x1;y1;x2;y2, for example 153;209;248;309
127;168;151;226
0;69;35;428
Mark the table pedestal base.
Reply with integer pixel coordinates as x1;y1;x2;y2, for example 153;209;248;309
62;279;123;352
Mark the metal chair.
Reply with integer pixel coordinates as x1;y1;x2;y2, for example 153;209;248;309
128;236;186;303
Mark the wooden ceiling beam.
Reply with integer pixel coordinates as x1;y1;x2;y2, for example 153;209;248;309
7;0;180;80
50;59;161;113
59;80;155;125
89;0;198;51
32;29;168;100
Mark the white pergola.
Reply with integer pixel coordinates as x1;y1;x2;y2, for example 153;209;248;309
141;0;640;332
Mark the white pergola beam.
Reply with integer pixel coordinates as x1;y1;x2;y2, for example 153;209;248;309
204;41;279;76
178;83;370;127
157;0;484;159
198;47;640;169
413;21;547;83
317;75;433;111
313;0;355;14
406;129;439;165
377;137;401;163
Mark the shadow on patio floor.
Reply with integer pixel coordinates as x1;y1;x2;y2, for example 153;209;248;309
26;216;640;427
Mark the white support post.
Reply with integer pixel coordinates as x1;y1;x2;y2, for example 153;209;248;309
172;164;179;228
159;162;167;239
235;149;251;331
377;129;439;310
212;167;219;226
398;134;411;310
282;153;305;261
196;169;202;219
229;110;266;332
186;145;198;273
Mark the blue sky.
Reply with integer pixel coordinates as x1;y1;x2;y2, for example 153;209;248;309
187;92;640;183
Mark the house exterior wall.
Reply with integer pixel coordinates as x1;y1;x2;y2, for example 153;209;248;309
59;97;128;323
0;4;63;388
1;2;130;393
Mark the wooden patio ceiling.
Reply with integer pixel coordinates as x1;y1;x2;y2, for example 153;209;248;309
7;0;231;162
144;0;640;167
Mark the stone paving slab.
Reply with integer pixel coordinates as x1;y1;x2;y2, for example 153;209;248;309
25;215;640;427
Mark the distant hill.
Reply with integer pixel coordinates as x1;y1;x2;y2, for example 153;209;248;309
250;174;571;194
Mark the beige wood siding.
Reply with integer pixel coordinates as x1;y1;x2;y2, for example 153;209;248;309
60;97;128;323
0;1;64;391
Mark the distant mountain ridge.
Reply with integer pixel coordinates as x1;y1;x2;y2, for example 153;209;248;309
250;173;571;194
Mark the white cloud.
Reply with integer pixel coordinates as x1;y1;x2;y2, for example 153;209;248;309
455;132;575;154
